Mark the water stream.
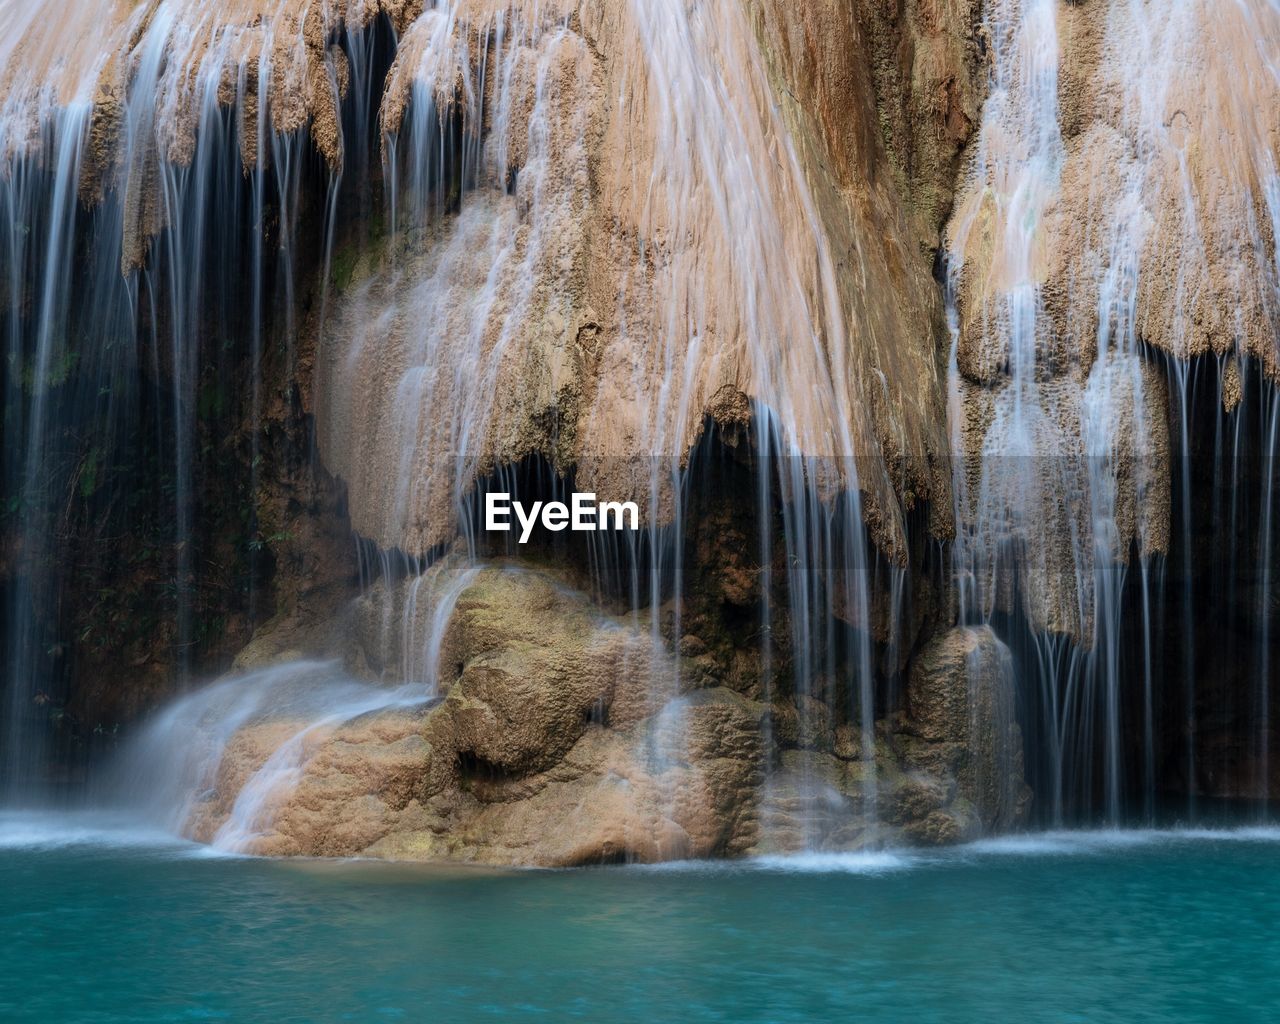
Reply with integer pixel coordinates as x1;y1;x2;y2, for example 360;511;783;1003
0;0;1278;857
945;0;1280;824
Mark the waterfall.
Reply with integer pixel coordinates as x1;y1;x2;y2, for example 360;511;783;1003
1;0;1278;859
312;0;894;849
946;0;1280;822
113;560;481;853
0;0;891;853
0;1;362;797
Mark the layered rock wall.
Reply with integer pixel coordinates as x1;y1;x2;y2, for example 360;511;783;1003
316;0;984;560
0;0;987;562
945;0;1280;640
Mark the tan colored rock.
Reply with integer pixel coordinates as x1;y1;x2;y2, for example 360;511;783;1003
182;563;766;865
0;0;973;561
851;0;986;248
904;626;1030;830
946;0;1277;637
753;739;984;851
229;685;766;866
175;562;1032;863
309;0;966;564
951;353;1169;641
750;621;1036;854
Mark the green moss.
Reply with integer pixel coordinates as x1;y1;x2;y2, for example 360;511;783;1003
197;379;228;419
17;346;79;393
329;246;361;292
330;208;389;292
78;447;101;500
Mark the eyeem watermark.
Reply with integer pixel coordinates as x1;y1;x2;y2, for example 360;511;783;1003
485;493;639;544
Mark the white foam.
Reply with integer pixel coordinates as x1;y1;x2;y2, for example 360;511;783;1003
7;811;1280;867
750;851;917;874
0;808;256;855
963;826;1280;858
617;849;917;876
0;809;197;854
634;826;1280;876
962;830;1149;856
1157;826;1280;844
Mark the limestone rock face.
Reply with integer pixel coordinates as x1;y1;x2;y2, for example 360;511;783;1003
903;626;1031;832
850;0;985;247
950;0;1280;374
307;0;973;562
945;0;1278;639
170;564;1033;864
184;564;766;866
0;1;983;563
952;355;1171;641
427;566;668;774
752;717;1029;853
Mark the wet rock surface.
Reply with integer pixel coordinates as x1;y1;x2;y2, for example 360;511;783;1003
180;564;1029;865
186;565;766;864
7;0;1273;851
902;627;1031;832
945;0;1279;639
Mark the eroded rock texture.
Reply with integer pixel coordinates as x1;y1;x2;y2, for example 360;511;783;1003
902;626;1030;831
944;0;1280;641
951;0;1280;376
0;0;1022;853
186;565;767;864
285;0;983;561
0;0;990;561
176;564;1027;864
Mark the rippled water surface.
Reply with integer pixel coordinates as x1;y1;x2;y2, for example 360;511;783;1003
3;811;1278;1022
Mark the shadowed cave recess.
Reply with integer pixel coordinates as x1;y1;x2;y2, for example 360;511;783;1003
2;0;1280;865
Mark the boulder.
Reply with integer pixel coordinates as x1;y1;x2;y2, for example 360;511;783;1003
176;572;1032;864
184;564;764;866
904;626;1032;830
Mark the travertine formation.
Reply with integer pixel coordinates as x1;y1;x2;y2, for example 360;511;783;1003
0;0;983;563
183;565;765;863
176;563;1025;864
8;0;1278;856
903;626;1030;832
317;0;974;560
950;0;1280;379
0;0;1004;861
944;0;1280;640
0;1;376;269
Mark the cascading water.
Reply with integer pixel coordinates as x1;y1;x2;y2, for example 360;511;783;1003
114;560;481;853
0;8;307;794
314;0;901;850
0;0;901;855
946;0;1280;823
0;0;1278;863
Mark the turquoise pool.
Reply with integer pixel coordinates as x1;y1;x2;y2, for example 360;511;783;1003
2;812;1277;1022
